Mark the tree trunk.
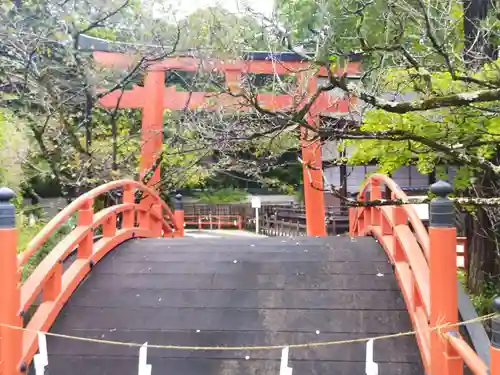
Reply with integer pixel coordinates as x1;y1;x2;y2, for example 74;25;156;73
461;0;500;300
465;207;500;293
466;169;500;293
463;0;497;69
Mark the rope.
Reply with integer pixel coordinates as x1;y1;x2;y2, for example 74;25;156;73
0;313;496;351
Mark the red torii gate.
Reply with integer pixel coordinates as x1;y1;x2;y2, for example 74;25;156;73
95;51;361;236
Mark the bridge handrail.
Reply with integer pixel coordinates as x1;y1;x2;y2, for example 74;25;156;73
4;179;184;371
357;173;430;259
445;333;489;374
18;179;180;267
351;174;488;375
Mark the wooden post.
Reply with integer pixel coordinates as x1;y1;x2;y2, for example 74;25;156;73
428;181;461;375
490;297;500;375
103;214;117;237
174;192;184;237
370;181;381;226
0;187;22;375
150;203;162;237
42;263;62;302
225;68;242;93
443;331;464;375
122;185;135;229
77;199;94;258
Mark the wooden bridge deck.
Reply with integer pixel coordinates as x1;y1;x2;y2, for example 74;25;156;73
45;236;423;375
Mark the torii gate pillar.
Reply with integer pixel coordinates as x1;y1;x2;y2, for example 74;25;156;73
300;73;326;237
301;119;326;237
140;70;165;192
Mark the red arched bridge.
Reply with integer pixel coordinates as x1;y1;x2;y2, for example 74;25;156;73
1;41;499;375
1;174;499;375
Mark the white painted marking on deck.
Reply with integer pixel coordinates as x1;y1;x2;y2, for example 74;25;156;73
185;232;222;238
280;346;293;375
138;342;152;375
34;332;48;375
365;339;379;375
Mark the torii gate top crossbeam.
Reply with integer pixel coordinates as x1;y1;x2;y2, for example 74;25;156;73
82;34;361;114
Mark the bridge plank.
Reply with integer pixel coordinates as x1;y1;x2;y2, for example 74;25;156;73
44;235;423;375
47;331;421;362
65;289;406;310
92;260;394;275
74;272;400;291
55;306;413;332
43;356;422;375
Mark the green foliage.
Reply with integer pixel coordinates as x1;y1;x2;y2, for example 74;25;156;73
458;270;499;316
254;131;298;157
295;186;305;203
245;74;298;94
179;7;271;55
469;280;499;316
194;187;248;203
345;62;500;191
0;109;28;190
18;218;73;282
160;112;212;189
277;0;396;63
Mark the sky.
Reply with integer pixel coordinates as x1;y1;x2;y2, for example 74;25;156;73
150;0;276;19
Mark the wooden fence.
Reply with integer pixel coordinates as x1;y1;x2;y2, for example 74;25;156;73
182;199;467;239
183;202;350;237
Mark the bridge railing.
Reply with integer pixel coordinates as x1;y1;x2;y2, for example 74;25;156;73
0;180;184;375
184;214;242;230
350;174;495;375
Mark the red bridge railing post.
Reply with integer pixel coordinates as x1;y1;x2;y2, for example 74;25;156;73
122;184;135;229
490;298;500;375
0;187;22;375
428;181;461;375
77;199;94;258
370;180;381;226
174;192;184;237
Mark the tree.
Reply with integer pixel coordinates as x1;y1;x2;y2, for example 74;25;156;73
14;0;500;301
0;108;28;190
0;0;290;204
237;0;500;294
0;0;203;200
275;0;398;71
179;7;271;54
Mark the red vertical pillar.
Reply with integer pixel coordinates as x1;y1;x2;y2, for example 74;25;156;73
225;68;242;93
428;180;460;375
0;188;22;375
140;70;165;219
491;297;500;375
300;73;326;236
140;70;165;190
174;192;184;237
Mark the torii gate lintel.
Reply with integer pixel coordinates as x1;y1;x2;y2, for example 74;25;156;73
96;52;361;236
